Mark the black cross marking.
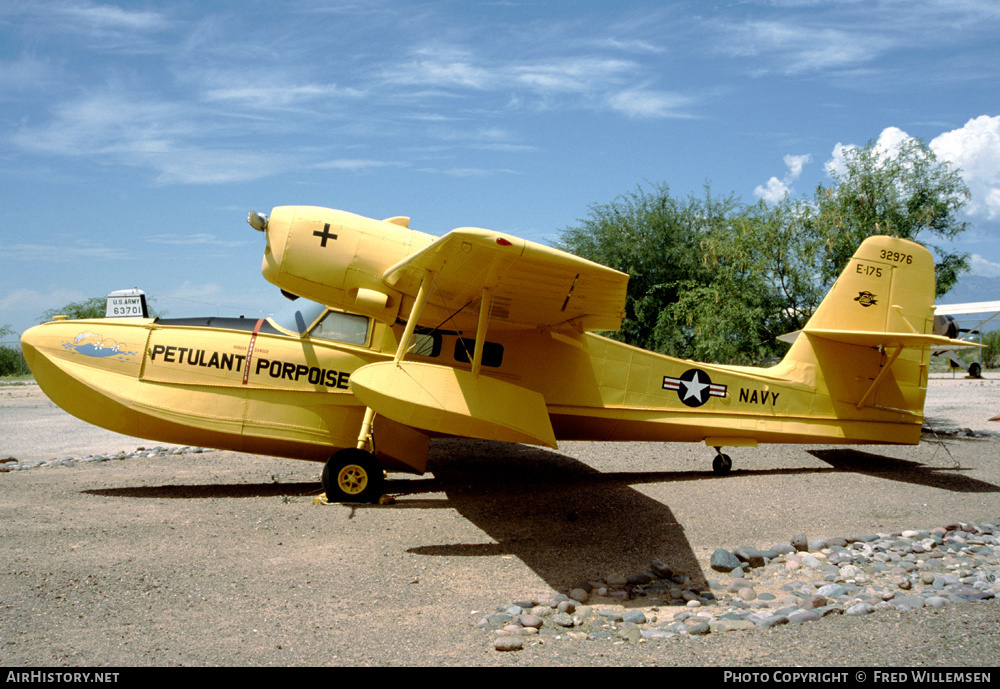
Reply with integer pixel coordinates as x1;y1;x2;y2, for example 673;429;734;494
313;223;338;247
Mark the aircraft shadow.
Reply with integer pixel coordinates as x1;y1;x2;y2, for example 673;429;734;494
402;439;709;596
84;482;321;500
80;440;997;599
807;448;1000;493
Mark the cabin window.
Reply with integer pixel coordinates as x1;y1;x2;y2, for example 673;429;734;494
309;310;370;345
409;332;442;358
454;338;504;368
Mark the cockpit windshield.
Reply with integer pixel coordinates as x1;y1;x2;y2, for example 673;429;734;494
266;298;370;345
267;299;327;335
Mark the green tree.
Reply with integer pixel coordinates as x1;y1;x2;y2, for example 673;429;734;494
811;137;971;296
555;184;733;356
671;198;824;364
40;297;107;322
554;137;973;364
0;324;27;376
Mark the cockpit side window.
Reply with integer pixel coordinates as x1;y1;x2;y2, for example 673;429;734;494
310;310;370;345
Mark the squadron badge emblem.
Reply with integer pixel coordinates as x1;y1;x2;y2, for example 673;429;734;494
855;291;878;307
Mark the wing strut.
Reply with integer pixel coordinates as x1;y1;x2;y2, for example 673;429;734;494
356;269;435;451
471;287;492;378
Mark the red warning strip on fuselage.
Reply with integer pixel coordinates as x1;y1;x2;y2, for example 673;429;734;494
242;318;265;385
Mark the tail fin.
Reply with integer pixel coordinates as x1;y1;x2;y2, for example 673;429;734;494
780;236;970;435
801;236;935;342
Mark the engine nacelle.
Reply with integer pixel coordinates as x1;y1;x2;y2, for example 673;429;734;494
933;314;959;339
256;206;435;323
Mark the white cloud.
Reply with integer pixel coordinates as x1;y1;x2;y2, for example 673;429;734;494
0;287;87;318
970;253;1000;278
10;91;288;185
825;126;914;178
755;176;791;203
145;233;243;247
9;243;128;262
386;46;494;90
607;88;696;119
931;116;1000;220
755;153;812;202
61;2;170;33
382;47;694;118
313;159;403;172
719;20;888;75
202;81;363;110
783;153;811;178
825;118;1000;222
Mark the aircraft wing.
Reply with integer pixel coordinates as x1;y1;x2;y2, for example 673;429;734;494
381;228;629;333
935;301;1000;316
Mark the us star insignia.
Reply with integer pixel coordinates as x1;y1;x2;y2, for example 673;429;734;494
662;368;727;407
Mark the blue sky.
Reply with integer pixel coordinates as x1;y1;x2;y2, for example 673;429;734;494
3;0;1000;338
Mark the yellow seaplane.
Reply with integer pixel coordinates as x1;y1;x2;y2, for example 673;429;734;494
20;206;974;503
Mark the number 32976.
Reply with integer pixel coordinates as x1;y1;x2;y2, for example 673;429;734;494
879;249;913;264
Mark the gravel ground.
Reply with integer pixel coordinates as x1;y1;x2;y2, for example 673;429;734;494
1;375;999;667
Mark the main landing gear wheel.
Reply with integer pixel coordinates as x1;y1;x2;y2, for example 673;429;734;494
969;362;982;379
322;448;384;503
712;452;733;476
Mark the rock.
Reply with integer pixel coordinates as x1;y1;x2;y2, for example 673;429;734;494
892;595;926;610
518;614;543;629
627;573;652;586
800;554;822;568
556;600;576;614
650;559;674;579
550;612;575;628
711;619;756;633
839;564;863;580
727;578;751;593
788;609;821;624
791;532;809;552
494;637;523;652
711;548;741;572
622;610;647;624
617;622;641;643
816;583;847;599
845;602;875;616
733;546;765;569
479;519;1000;646
757;615;790;628
925;596;949;609
687;621;711;635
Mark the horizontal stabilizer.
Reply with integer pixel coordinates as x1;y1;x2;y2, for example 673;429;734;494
349;362;557;448
802;328;983;350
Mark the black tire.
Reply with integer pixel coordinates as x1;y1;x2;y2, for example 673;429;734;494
969;362;983;379
712;453;733;476
322;448;384;503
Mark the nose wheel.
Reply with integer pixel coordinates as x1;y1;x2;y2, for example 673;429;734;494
712;448;733;476
322;448;384;503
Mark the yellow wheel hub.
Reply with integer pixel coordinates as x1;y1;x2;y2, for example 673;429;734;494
337;464;368;495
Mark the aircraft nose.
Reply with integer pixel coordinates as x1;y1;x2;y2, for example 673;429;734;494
19;325;44;372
